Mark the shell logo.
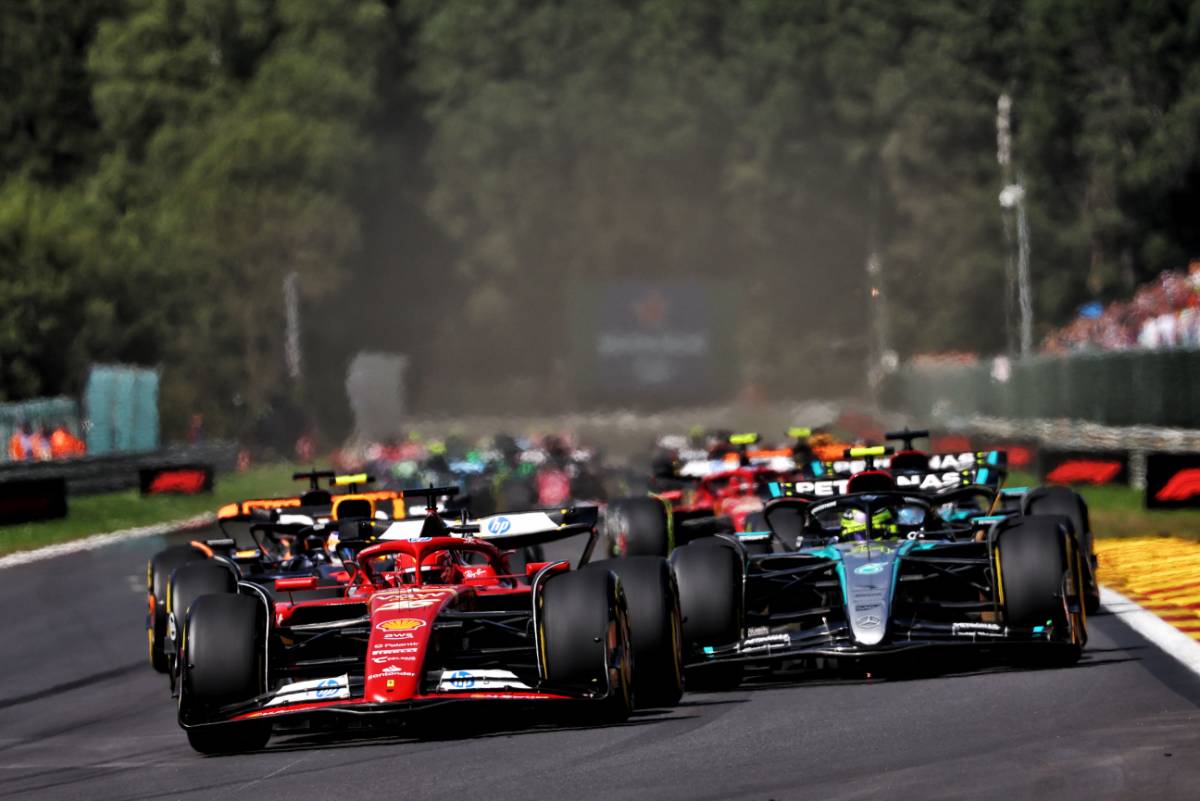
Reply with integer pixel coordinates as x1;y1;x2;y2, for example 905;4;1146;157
376;618;426;632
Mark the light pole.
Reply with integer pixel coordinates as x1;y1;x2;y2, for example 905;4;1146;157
997;94;1033;358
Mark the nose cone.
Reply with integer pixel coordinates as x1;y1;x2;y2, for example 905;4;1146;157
838;543;900;647
362;587;456;702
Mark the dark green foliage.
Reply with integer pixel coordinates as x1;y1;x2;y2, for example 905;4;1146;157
2;0;1199;429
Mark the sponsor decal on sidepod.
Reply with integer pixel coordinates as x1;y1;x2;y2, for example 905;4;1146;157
376;618;426;632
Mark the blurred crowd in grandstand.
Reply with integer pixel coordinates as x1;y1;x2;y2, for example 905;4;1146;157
1042;262;1200;352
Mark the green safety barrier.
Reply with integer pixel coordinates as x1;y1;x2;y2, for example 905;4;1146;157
883;350;1200;428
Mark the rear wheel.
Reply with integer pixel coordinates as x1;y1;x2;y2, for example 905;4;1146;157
147;545;205;672
671;541;744;691
180;593;271;753
586;557;683;707
168;561;238;666
1023;486;1099;615
606;497;672;557
995;516;1082;665
541;568;633;723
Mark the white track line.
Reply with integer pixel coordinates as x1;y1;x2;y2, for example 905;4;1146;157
1101;586;1200;679
0;513;215;570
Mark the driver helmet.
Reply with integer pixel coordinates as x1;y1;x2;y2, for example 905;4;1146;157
839;506;897;540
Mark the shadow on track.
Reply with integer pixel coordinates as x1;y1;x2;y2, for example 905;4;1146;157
0;660;144;712
721;650;1141;693
256;705;689;755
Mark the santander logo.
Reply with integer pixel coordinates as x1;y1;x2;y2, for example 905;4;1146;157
1155;468;1200;501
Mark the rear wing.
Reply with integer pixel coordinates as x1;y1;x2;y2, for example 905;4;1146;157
453;507;599;549
378;506;599;550
217;497;303;520
806;450;1006;479
769;467;990;499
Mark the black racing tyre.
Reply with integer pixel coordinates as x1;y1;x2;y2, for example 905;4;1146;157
606;497;672;557
671;541;743;647
586;557;683;708
147;545;205;673
995;517;1082;665
168;561;238;653
1023;486;1099;615
540;568;633;723
181;593;271;753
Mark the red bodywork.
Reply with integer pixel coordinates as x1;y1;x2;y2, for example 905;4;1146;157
221;537;578;723
657;466;780;532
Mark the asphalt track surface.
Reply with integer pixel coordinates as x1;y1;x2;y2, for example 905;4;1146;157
3;527;1199;801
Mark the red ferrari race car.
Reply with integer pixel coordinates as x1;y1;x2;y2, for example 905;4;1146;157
172;488;687;753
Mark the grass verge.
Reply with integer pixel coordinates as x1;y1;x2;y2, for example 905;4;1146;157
1008;471;1200;540
0;463;298;557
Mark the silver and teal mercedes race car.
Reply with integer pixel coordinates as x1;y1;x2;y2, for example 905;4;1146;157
675;472;1090;688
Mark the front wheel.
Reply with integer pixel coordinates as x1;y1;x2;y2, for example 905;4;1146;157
586;557;683;708
179;593;271;753
671;541;743;647
540;568;633;723
995;516;1083;665
1022;486;1099;615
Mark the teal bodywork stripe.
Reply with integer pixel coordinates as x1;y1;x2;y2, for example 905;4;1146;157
802;545;848;604
768;482;782;498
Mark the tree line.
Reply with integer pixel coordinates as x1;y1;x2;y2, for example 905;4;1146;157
3;0;1199;437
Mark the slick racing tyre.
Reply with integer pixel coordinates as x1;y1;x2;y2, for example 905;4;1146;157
181;593;271;754
540;568;633;723
167;561;238;657
606;497;671;557
1023;486;1099;615
995;516;1083;665
671;541;745;691
147;545;206;673
586;557;684;708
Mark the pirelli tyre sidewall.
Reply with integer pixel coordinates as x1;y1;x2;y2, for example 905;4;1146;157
994;515;1085;661
539;568;633;722
180;593;271;753
147;545;206;673
584;557;684;708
